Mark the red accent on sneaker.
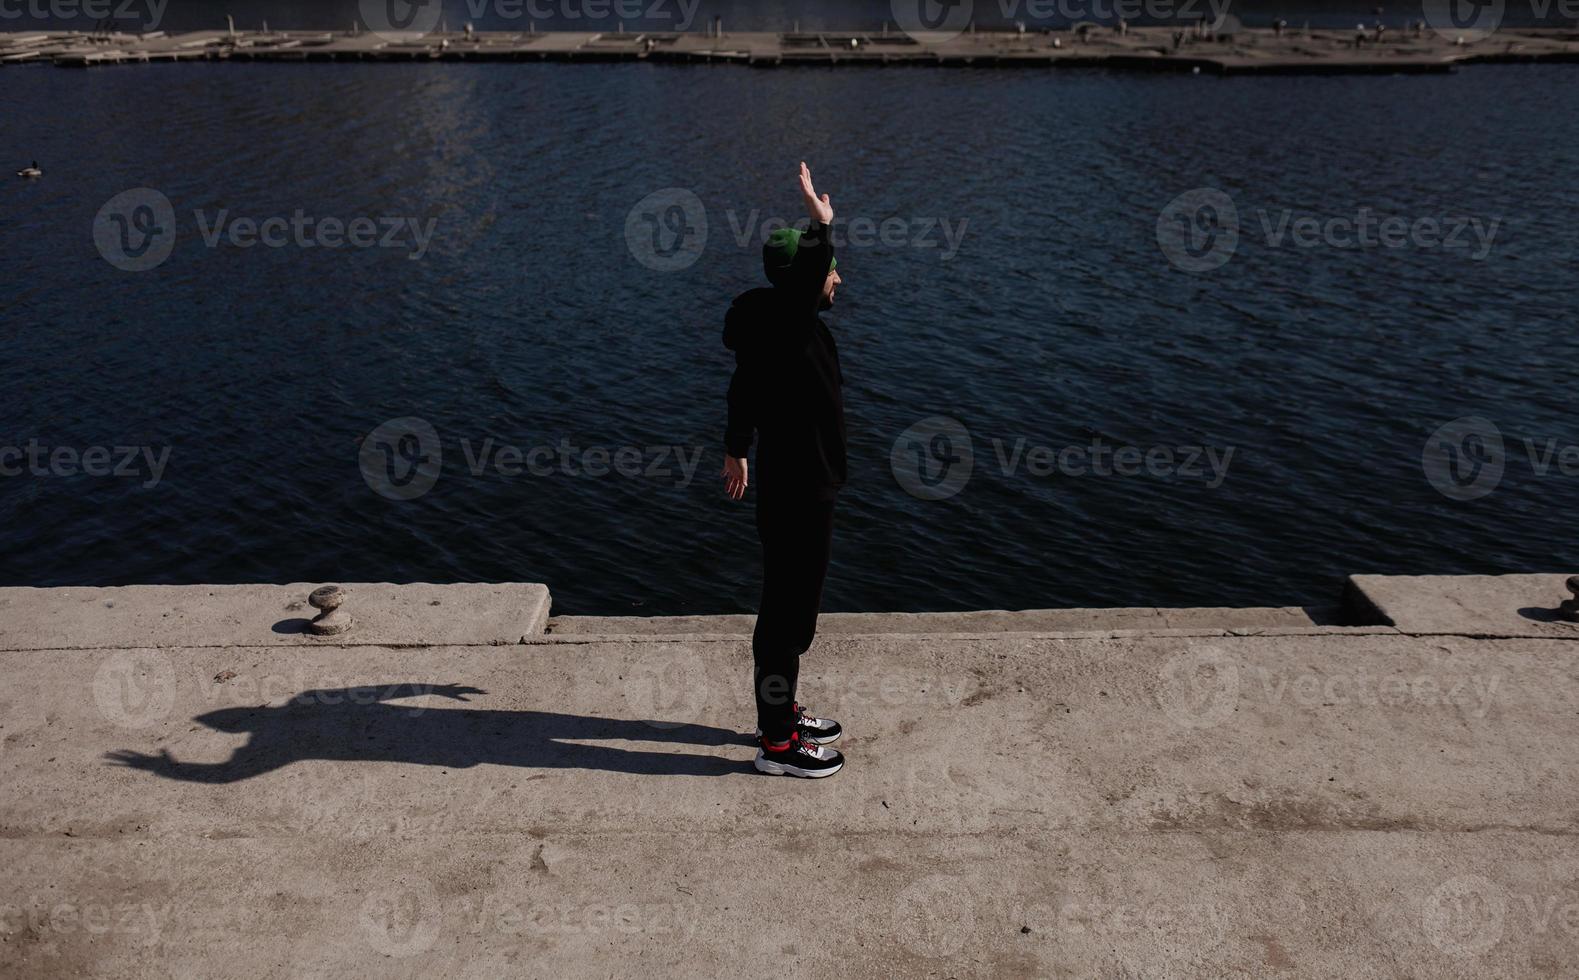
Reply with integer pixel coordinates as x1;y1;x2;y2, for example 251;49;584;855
762;736;792;752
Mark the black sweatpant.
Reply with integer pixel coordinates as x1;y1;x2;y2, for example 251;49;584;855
752;494;836;742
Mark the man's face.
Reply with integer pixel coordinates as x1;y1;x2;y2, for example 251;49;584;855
820;268;842;310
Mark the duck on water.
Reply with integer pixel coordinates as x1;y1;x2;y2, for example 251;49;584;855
17;161;41;178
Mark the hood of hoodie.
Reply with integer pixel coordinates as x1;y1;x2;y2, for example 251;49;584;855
723;287;782;354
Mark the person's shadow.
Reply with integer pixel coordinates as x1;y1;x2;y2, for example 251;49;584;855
106;683;754;782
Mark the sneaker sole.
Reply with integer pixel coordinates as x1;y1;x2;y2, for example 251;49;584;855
754;756;844;778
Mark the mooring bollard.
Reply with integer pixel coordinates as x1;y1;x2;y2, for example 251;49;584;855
1560;577;1579;623
307;585;353;636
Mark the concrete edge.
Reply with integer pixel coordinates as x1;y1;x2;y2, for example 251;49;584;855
525;626;1409;645
0;583;552;651
8;577;1579;650
545;606;1341;636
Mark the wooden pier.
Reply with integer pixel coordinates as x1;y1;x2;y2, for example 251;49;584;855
2;25;1578;74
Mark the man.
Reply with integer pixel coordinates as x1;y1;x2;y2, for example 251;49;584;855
721;162;847;779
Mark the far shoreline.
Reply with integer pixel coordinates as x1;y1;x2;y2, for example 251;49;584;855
4;24;1578;75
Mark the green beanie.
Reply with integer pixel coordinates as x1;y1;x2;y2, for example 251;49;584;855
763;227;836;287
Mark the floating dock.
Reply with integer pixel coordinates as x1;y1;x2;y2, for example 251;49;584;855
3;25;1579;74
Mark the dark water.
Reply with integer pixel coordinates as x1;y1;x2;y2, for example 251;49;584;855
3;63;1577;615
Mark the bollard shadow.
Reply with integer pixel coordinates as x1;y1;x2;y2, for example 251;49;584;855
105;683;755;782
271;618;312;635
1517;606;1568;624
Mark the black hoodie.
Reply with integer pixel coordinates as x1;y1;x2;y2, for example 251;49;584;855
723;221;846;502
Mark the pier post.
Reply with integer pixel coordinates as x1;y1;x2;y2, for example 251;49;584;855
306;586;353;637
1561;577;1579;622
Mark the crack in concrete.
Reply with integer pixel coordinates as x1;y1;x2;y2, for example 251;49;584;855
8;626;1579;653
3;823;1576;841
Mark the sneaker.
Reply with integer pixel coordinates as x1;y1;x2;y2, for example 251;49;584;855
792;703;843;745
754;731;844;778
755;703;843;746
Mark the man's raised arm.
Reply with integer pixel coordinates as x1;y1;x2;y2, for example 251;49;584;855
787;161;836;318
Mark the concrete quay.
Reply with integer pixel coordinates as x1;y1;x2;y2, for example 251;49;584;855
2;25;1578;74
1;573;1577;977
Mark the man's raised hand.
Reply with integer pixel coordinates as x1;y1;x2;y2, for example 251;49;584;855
800;161;834;226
